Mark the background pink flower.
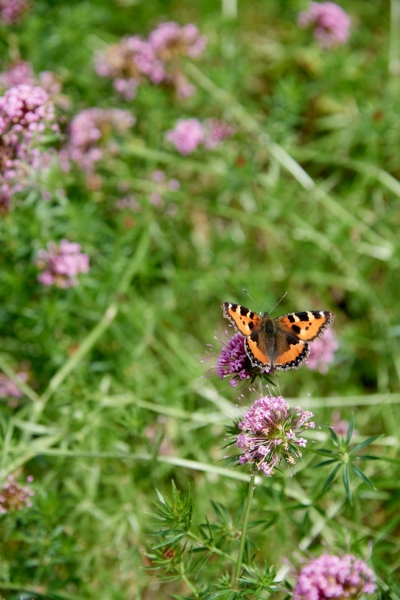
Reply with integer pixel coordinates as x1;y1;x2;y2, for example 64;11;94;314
298;2;351;48
293;554;376;600
36;239;90;288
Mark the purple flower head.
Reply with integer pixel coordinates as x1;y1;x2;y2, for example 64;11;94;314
36;239;90;289
0;84;55;137
64;108;135;173
0;0;29;24
0;84;58;212
298;2;351;49
0;61;35;89
0;371;28;398
307;328;338;373
217;333;254;387
0;474;34;513
236;395;315;476
148;22;207;61
95;35;165;99
203;119;235;150
293;553;376;600
166;118;204;155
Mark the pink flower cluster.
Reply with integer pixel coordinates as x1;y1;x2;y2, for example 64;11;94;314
166;118;234;155
0;371;28;398
0;84;58;213
36;239;90;288
298;2;351;49
236;395;315;476
62;107;135;173
293;554;376;600
95;22;206;100
0;61;63;97
307;328;338;373
0;474;34;514
0;0;28;24
217;333;253;386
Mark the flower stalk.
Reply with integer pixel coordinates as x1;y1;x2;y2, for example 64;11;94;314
233;470;256;587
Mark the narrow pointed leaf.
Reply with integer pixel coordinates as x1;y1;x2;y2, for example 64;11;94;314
328;427;339;445
156;489;166;505
349;435;381;455
350;463;376;489
343;464;352;504
353;455;380;461
313;458;339;468
346;413;355;445
312;448;336;456
320;463;341;495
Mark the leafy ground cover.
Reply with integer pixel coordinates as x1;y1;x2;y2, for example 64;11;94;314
0;0;400;598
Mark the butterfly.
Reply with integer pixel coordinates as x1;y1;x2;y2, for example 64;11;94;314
222;302;335;372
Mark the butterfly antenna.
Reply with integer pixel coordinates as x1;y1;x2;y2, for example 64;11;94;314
243;289;261;310
269;292;288;315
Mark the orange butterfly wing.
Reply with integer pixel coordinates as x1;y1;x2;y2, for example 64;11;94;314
276;311;335;342
221;302;263;336
273;340;310;371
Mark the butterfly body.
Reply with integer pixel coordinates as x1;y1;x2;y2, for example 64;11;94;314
222;302;335;372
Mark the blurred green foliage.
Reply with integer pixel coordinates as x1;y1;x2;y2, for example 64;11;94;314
0;0;400;597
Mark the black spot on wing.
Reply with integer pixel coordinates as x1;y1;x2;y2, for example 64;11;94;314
248;321;254;330
240;306;249;316
292;324;301;334
288;314;296;323
296;312;309;321
311;311;323;319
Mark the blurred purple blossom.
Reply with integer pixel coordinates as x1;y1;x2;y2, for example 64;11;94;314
0;84;56;137
95;36;164;100
95;22;206;100
306;328;338;373
166;117;234;154
331;411;357;438
36;239;90;289
61;108;135;173
236;395;315;476
148;22;206;60
115;195;141;212
0;474;34;513
293;554;376;600
0;0;28;24
298;2;351;48
0;61;35;88
0;372;28;398
203;119;236;149
0;84;58;213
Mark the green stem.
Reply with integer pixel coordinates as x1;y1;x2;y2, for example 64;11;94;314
233;471;256;587
181;572;198;597
186;531;236;564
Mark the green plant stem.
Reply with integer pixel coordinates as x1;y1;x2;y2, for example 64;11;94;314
186;531;236;564
233;471;256;587
181;572;198;597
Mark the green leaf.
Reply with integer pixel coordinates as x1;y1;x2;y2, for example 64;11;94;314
353;455;380;461
328;426;339;445
312;448;336;456
320;463;342;495
350;463;376;489
343;464;352;504
349;435;382;455
313;458;339;468
346;413;355;444
156;489;166;505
